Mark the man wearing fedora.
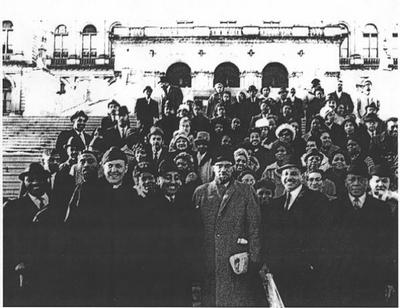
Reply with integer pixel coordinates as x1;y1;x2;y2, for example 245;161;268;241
103;105;137;150
135;86;159;138
246;85;262;117
193;151;266;306
101;99;120;131
55;110;92;162
159;75;183;114
327;162;395;306
262;155;329;306
4;163;59;306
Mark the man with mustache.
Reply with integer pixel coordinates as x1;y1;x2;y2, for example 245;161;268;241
327;162;395;306
262;155;329;306
193;151;266;306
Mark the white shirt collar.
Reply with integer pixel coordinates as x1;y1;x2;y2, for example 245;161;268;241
286;184;303;210
28;193;49;209
348;193;367;209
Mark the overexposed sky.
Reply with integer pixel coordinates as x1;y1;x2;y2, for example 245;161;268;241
2;0;399;26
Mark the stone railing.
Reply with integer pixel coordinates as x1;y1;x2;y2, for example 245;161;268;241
111;25;346;39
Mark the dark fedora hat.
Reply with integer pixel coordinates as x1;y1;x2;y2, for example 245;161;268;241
143;85;153;93
70;110;88;122
278;87;288;94
363;112;379;123
276;155;302;174
212;150;235;165
118;105;130;116
370;164;392;178
311;78;321;86
347;161;369;178
107;100;120;108
158;76;169;84
19;162;50;181
247;85;258;92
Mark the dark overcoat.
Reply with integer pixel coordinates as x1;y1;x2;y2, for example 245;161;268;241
262;186;329;307
325;195;395;307
193;180;266;307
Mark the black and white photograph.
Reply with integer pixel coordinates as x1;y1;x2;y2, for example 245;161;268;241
2;0;399;306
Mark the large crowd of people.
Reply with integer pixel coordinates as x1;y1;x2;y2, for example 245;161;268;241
3;76;398;307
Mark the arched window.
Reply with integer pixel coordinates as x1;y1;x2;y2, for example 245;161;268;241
363;24;378;58
54;25;68;59
3;79;12;114
339;24;350;58
2;20;13;56
82;25;97;59
213;62;240;87
109;22;121;58
262;62;288;88
166;62;192;87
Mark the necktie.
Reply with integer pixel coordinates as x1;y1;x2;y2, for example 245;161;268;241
353;197;361;209
284;192;291;211
38;196;45;209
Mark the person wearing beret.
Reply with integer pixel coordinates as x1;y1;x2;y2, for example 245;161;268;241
159;76;183;114
103;105;137;150
328;79;354;116
192;151;266;306
101;100;120;131
4;163;59;306
55;110;92;162
135;86;159;139
262;155;329;306
326;162;395;306
191;99;211;135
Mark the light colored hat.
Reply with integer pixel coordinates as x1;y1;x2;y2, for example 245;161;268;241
275;123;296;139
319;106;335;119
255;118;269;128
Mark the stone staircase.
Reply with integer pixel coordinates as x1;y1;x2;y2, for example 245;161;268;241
2;115;136;200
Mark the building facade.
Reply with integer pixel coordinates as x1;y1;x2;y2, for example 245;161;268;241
2;19;399;117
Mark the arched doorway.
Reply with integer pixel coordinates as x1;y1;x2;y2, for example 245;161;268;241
261;62;288;88
214;62;240;87
166;62;192;87
3;78;12;114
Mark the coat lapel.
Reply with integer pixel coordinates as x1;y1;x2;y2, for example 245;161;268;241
217;181;236;216
287;186;307;212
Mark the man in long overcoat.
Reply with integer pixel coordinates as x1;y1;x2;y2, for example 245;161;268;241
327;162;395;306
262;156;329;307
192;151;266;307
